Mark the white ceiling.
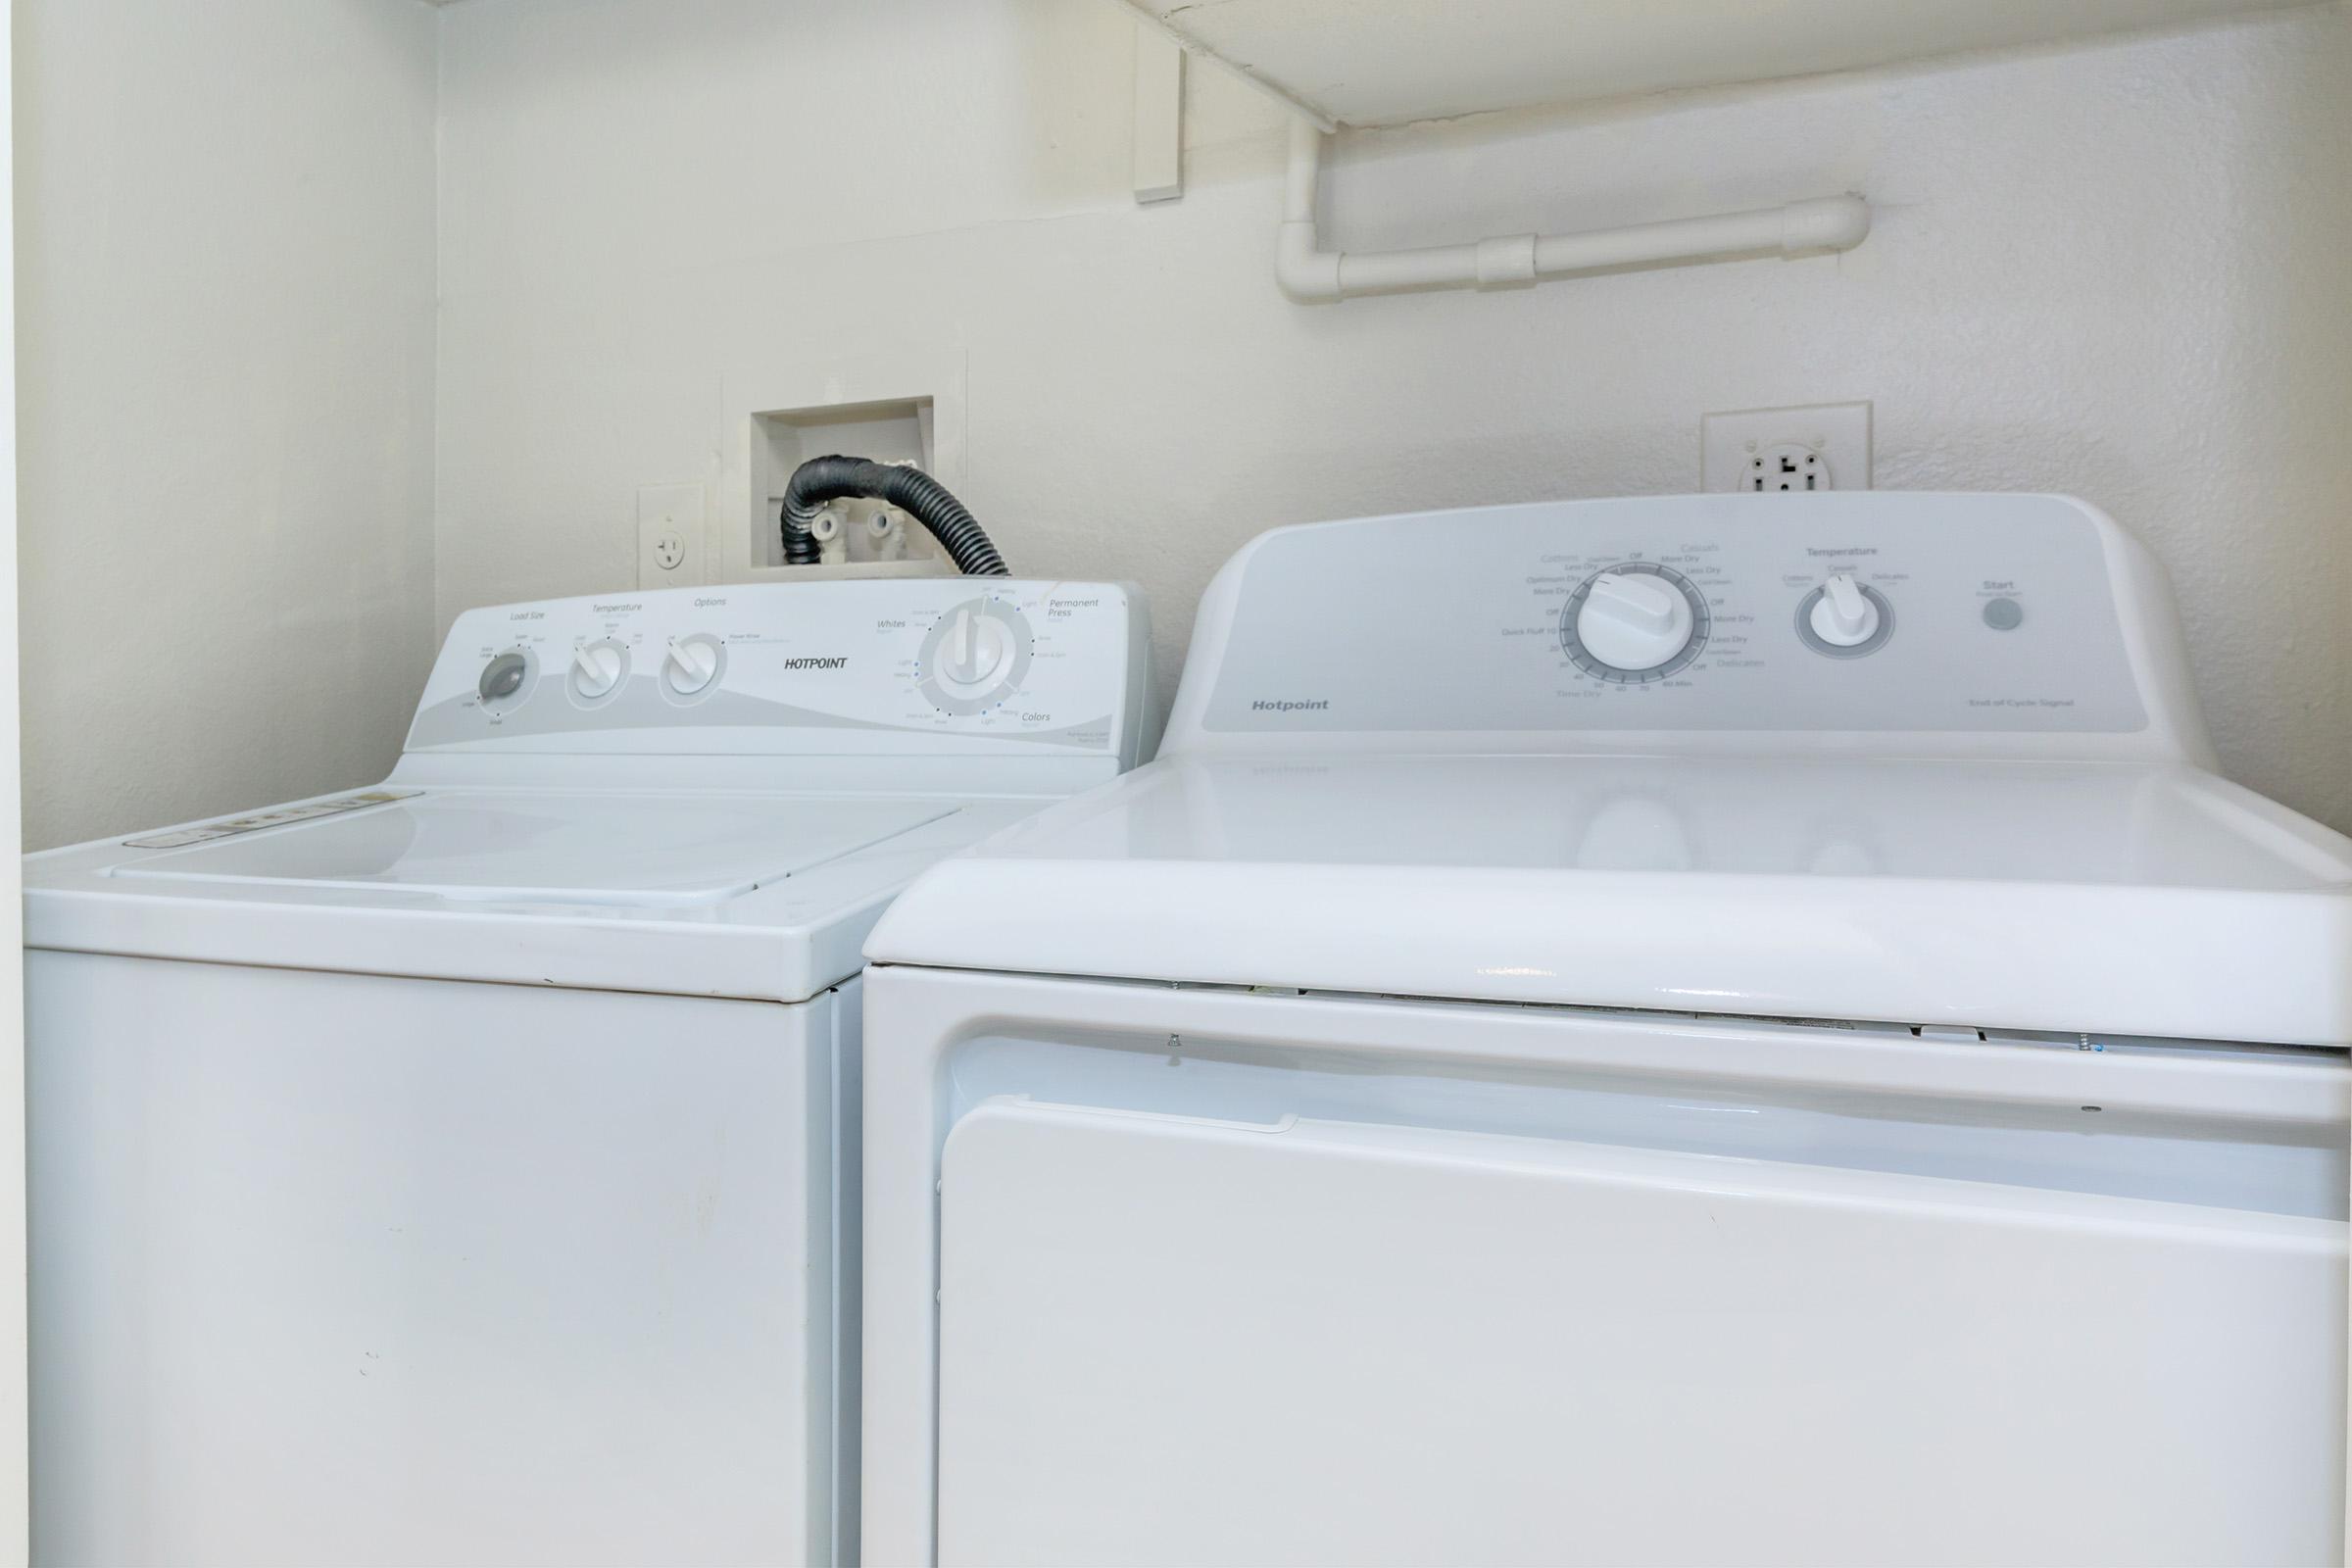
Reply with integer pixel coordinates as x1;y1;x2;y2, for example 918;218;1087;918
1122;0;2316;127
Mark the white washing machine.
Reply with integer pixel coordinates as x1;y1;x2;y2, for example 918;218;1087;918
861;494;2352;1568
24;576;1148;1568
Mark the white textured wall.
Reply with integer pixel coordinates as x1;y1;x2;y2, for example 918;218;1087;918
433;0;2352;829
16;0;439;849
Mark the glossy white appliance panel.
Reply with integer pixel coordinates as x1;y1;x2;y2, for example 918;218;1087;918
1164;493;2205;761
860;968;2352;1566
29;951;858;1568
413;578;1147;763
937;1097;2343;1568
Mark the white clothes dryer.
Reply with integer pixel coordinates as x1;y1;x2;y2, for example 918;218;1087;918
25;577;1148;1567
861;494;2350;1567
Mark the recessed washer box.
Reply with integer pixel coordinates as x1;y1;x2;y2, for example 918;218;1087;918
722;349;970;583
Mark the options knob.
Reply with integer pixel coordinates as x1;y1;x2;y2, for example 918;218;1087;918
569;640;628;701
663;634;724;698
1574;569;1698;673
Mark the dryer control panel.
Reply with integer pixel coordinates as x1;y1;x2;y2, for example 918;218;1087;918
407;579;1149;761
1166;494;2208;763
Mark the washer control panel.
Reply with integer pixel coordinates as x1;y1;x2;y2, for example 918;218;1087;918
1181;494;2201;756
407;579;1147;759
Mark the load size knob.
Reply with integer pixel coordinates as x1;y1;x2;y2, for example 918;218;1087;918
477;650;531;704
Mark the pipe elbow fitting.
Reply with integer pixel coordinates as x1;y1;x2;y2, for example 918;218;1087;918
1779;194;1871;256
1277;220;1344;303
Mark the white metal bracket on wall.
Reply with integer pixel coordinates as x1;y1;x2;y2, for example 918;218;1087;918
1277;117;1870;304
1132;24;1184;204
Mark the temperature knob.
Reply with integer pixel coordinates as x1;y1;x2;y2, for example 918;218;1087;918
1796;574;1893;658
1562;564;1707;682
663;634;724;698
569;640;628;701
1809;573;1880;647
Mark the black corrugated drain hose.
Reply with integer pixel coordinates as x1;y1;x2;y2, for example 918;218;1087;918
780;456;1008;575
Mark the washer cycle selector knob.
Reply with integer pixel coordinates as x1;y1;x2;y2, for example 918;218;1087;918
569;640;628;701
936;606;1011;692
1809;573;1881;647
917;598;1035;715
663;634;724;698
1575;570;1696;673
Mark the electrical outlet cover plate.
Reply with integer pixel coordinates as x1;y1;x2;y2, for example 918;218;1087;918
1701;403;1872;493
637;483;706;588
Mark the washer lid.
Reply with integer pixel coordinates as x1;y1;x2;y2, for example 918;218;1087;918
106;790;954;906
864;756;2352;1046
25;786;1061;1003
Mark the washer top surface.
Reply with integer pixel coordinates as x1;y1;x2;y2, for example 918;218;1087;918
29;783;1054;1004
105;790;955;907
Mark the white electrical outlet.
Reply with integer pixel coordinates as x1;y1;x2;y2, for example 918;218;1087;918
1701;403;1872;493
636;483;706;587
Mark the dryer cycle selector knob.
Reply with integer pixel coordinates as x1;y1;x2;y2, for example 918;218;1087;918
1562;564;1708;682
569;640;628;701
663;634;724;698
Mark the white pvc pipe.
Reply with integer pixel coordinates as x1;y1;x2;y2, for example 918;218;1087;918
1276;117;1870;304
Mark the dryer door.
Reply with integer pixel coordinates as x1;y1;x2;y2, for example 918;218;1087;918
860;965;2350;1568
938;1098;2337;1568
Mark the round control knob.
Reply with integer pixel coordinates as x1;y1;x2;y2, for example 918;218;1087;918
935;606;1011;694
1575;570;1697;673
569;640;628;701
1809;573;1881;647
917;598;1035;715
663;634;723;698
478;650;530;704
1795;575;1894;659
